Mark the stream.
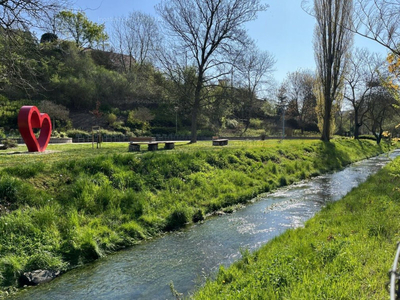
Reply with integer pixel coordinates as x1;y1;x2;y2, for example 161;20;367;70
11;150;400;300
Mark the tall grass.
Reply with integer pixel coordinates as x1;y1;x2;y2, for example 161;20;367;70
194;145;400;300
0;139;392;292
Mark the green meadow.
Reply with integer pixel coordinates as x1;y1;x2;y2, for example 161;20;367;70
194;145;400;300
0;139;392;294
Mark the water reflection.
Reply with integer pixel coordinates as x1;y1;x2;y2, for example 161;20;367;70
11;151;399;300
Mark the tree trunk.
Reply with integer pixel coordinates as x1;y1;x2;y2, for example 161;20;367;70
190;100;199;143
354;110;359;139
321;88;331;142
190;74;203;143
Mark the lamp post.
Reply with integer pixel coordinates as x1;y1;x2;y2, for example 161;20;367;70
281;102;288;140
174;106;179;136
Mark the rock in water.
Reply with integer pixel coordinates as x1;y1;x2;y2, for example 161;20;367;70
20;270;60;286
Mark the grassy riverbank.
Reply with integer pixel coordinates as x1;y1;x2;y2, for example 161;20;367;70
0;139;392;294
193;147;400;299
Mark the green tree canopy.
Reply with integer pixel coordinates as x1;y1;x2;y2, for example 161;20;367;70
56;11;108;49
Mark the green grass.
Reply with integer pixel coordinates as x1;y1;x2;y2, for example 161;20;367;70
0;138;393;293
193;145;400;300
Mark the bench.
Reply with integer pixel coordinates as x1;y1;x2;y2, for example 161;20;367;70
129;137;156;142
212;138;228;146
128;137;175;152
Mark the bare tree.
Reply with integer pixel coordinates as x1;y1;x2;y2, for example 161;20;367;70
304;0;354;141
111;11;161;72
235;47;275;134
0;0;66;30
0;0;67;95
284;70;318;134
39;100;70;130
353;0;400;55
344;48;383;138
156;0;267;143
364;86;398;143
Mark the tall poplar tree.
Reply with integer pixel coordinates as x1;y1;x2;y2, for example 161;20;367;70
305;0;354;141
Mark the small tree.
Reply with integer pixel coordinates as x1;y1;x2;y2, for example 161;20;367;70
364;87;398;144
283;70;318;134
235;47;275;134
56;11;108;49
343;48;383;138
126;107;155;134
111;11;161;71
39;100;70;130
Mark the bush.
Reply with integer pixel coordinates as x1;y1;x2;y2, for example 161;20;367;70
0;128;5;139
0;139;17;149
24;251;66;271
51;131;68;138
192;209;205;223
0;255;22;286
225;119;239;129
197;129;215;137
150;127;176;135
165;205;191;231
358;135;376;141
66;129;91;139
107;113;117;125
99;129;125;138
249;118;263;129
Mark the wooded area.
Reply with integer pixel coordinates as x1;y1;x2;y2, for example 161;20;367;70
0;0;399;143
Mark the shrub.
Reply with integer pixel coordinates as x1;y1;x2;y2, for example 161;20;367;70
249;118;263;129
192;209;205;223
107;113;117;125
358;135;376;141
0;139;17;149
119;221;146;240
0;255;23;286
165;205;191;231
24;251;66;271
66;129;91;138
225;119;239;129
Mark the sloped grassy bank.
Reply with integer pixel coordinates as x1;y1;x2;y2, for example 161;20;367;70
193;149;400;300
0;139;391;294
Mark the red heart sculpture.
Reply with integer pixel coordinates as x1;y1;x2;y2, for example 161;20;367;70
18;106;52;152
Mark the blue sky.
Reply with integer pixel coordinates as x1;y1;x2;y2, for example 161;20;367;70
74;0;390;84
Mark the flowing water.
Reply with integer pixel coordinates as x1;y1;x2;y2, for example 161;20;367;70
11;151;400;300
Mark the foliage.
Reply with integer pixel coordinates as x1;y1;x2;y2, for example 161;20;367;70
0;30;42;97
56;11;108;49
385;52;400;102
126;108;154;132
66;129;92;138
0;97;38;130
107;113;117;125
39;100;70;130
0;139;17;149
